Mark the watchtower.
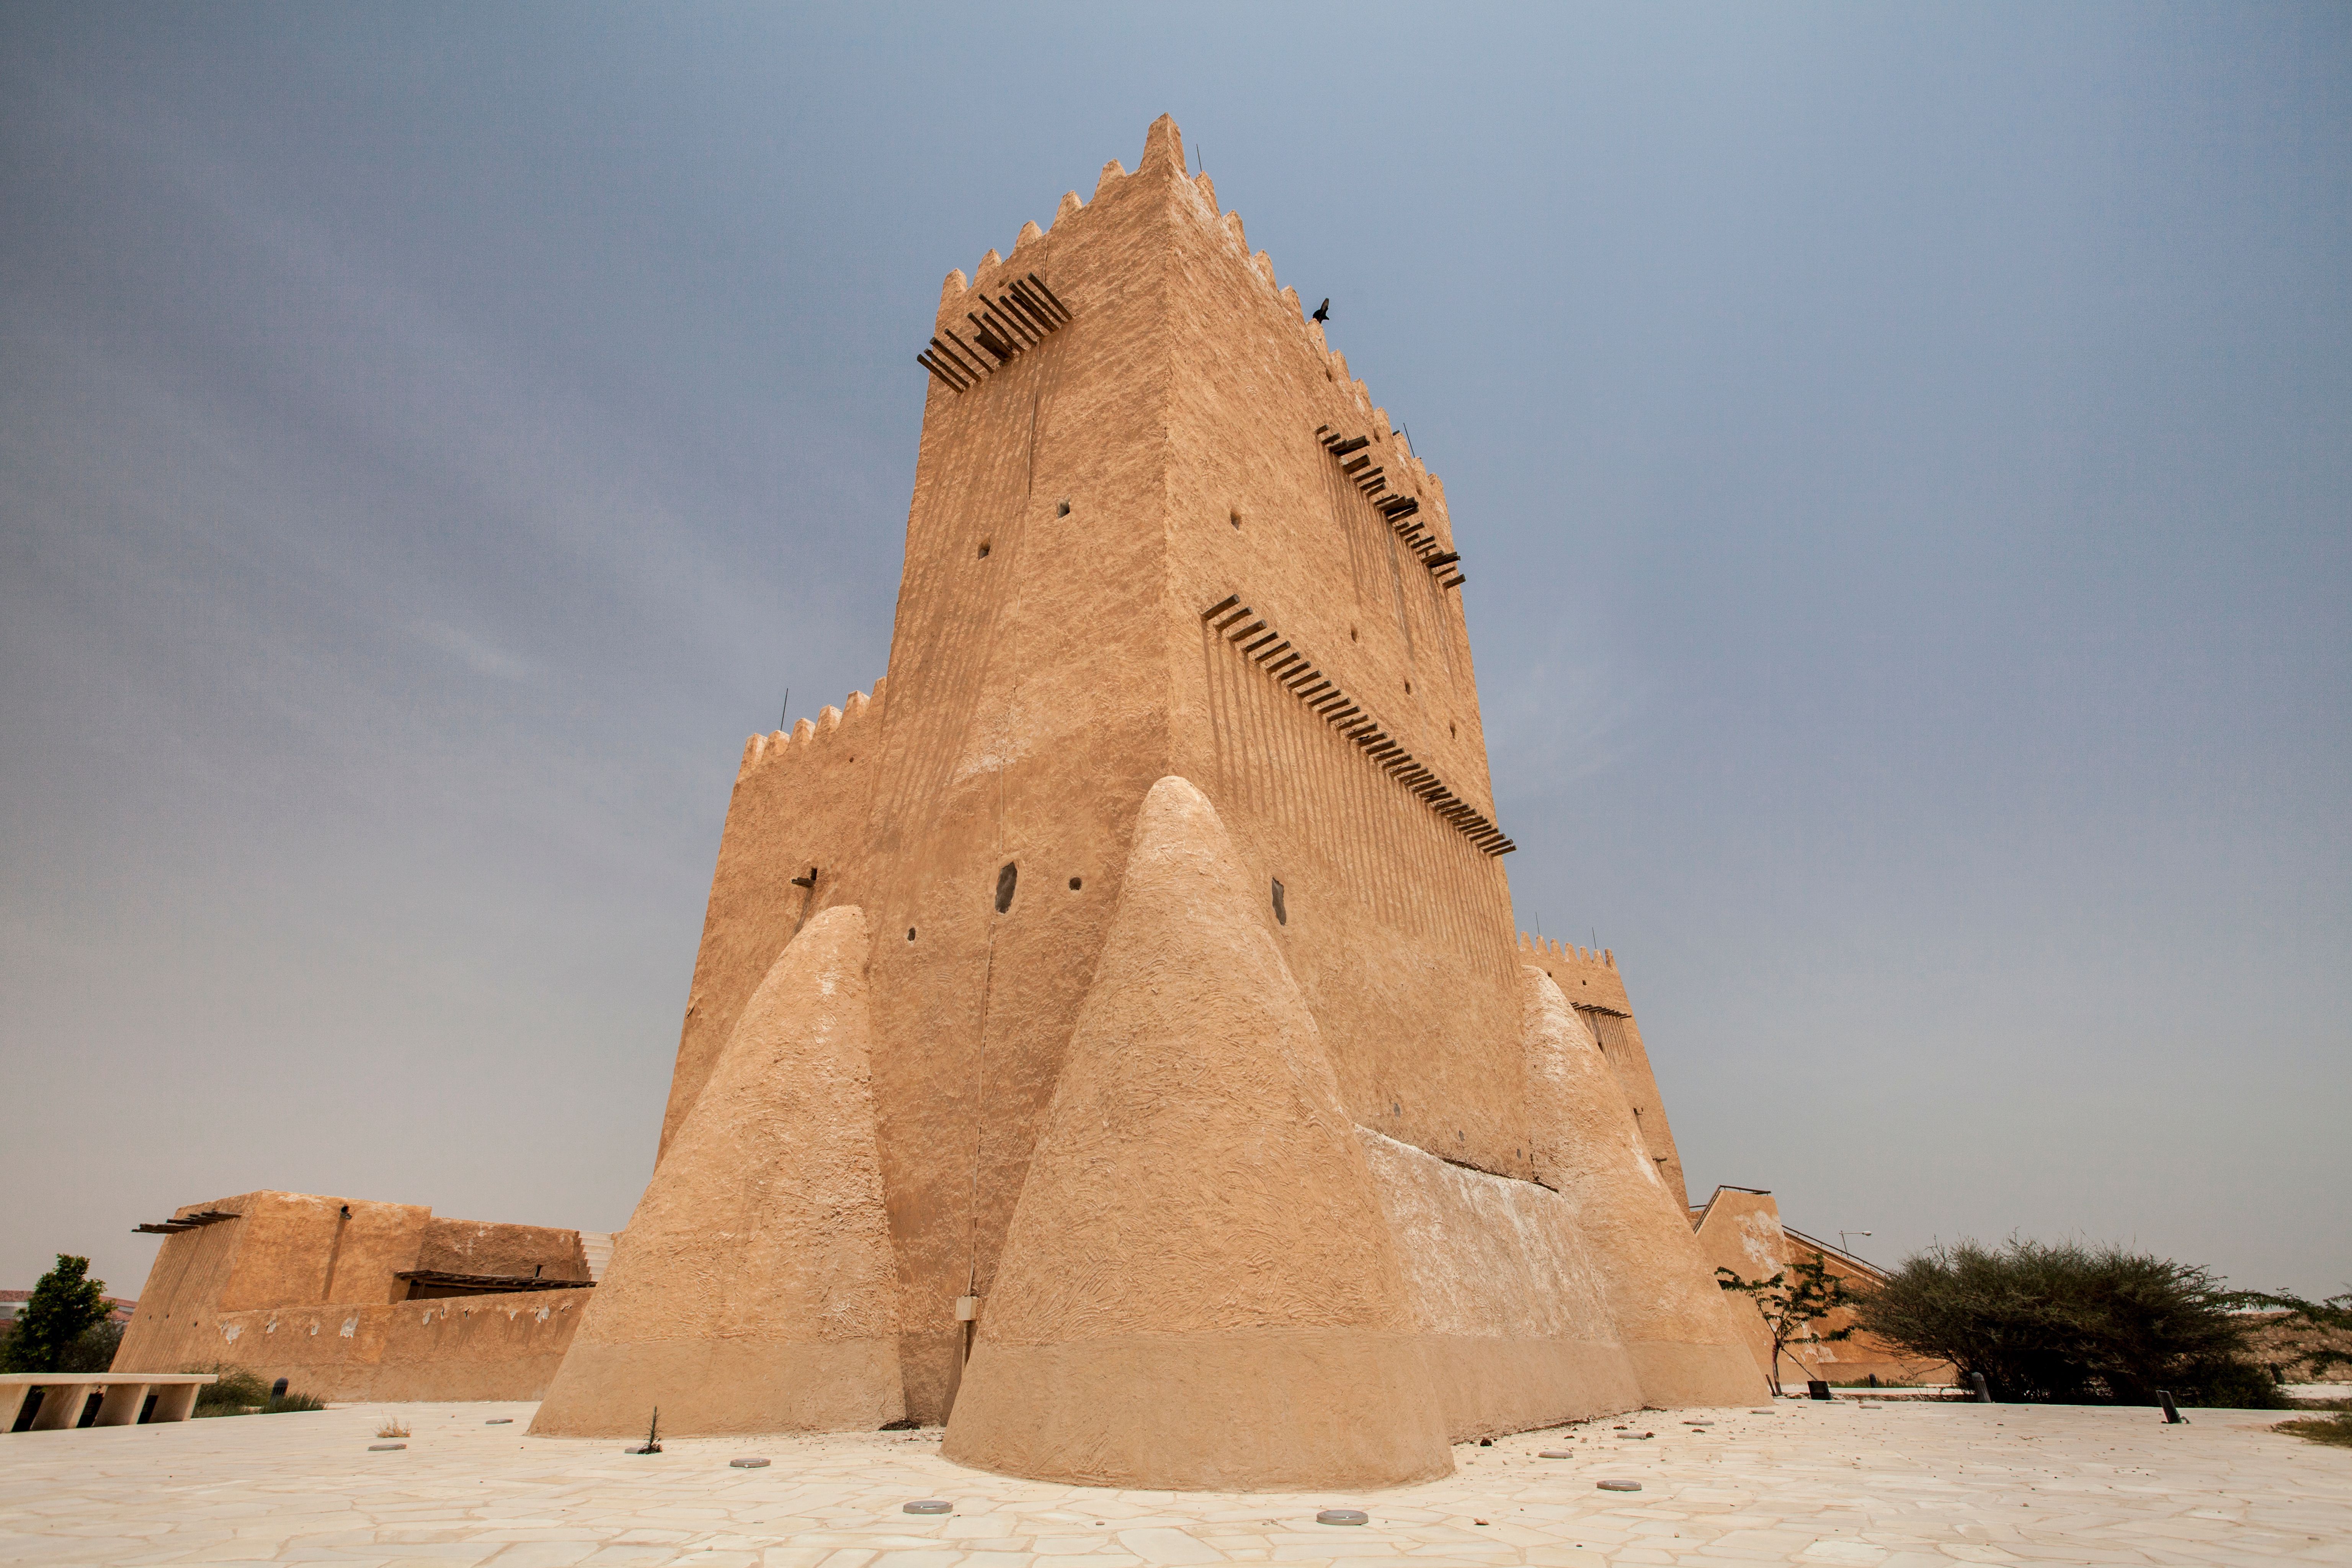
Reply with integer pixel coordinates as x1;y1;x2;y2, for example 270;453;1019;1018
532;116;1763;1488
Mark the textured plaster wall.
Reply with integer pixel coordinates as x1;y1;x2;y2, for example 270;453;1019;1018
661;688;888;1153
1358;1128;1645;1438
114;1191;595;1394
535;905;902;1437
195;1290;589;1403
415;1219;591;1284
573;116;1764;1475
942;777;1450;1490
1524;938;1689;1212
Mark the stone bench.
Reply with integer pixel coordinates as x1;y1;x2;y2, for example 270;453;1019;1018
2;1373;217;1431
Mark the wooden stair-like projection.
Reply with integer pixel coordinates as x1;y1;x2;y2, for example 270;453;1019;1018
1202;593;1514;856
916;273;1072;392
1318;425;1465;589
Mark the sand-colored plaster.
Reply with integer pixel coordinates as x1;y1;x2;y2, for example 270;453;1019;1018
943;776;1452;1489
659;685;887;1158
542;115;1786;1481
532;904;902;1437
414;1219;590;1284
187;1290;588;1403
1519;965;1767;1409
114;1192;602;1400
1526;938;1689;1212
1358;1128;1645;1438
114;1193;429;1374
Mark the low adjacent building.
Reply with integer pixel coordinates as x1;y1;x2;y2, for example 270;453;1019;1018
111;1191;611;1403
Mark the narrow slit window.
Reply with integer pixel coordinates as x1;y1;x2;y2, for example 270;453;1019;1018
995;862;1018;913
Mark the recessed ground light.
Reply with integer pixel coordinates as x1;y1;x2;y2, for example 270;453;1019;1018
904;1499;952;1515
1316;1510;1367;1526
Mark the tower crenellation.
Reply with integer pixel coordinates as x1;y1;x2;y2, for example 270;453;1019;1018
736;680;887;777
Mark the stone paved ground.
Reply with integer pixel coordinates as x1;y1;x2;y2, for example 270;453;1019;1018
0;1398;2345;1566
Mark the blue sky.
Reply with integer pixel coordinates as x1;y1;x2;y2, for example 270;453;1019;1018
3;3;2345;1300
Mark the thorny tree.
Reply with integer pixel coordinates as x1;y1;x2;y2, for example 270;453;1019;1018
1717;1251;1857;1396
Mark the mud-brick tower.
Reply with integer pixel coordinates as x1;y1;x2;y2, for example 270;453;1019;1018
531;115;1764;1488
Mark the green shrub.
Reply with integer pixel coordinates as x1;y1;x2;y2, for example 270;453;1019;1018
1853;1238;2283;1408
2177;1355;2288;1410
187;1365;272;1415
180;1365;324;1414
52;1320;123;1375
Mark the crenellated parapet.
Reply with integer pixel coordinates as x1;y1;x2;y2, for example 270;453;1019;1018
1517;933;1633;1016
914;115;1455;555
737;678;887;777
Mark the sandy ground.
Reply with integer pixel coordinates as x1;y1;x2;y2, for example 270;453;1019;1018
0;1396;2345;1566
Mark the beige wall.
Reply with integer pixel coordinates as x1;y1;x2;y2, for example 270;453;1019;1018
114;1190;597;1400
1522;939;1690;1212
416;1219;591;1284
553;116;1769;1477
196;1291;590;1403
650;119;1624;1426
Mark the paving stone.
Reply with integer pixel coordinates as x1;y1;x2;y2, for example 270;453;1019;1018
2;1401;2346;1566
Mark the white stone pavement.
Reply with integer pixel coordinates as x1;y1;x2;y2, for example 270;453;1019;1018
0;1398;2345;1567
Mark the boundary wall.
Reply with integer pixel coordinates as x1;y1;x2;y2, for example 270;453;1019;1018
115;1191;598;1403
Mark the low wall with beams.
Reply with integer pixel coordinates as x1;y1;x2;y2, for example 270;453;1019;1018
196;1289;593;1404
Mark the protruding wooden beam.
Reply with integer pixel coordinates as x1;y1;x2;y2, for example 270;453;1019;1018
1025;273;1073;322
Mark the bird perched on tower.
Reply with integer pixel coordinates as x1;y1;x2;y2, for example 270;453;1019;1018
1312;297;1330;323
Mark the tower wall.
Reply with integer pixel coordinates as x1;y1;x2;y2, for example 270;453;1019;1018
660;688;887;1152
1521;936;1690;1211
584;115;1762;1469
113;1191;595;1403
